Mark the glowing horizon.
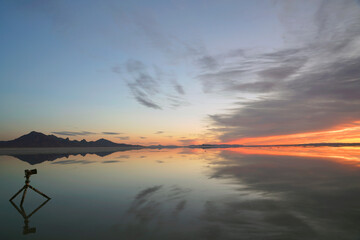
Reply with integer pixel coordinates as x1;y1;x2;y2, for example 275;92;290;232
226;121;360;146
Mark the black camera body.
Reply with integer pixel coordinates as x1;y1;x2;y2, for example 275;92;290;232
25;169;37;177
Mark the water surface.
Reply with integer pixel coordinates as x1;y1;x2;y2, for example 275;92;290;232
1;147;360;239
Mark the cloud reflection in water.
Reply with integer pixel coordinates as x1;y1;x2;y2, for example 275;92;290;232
201;149;360;239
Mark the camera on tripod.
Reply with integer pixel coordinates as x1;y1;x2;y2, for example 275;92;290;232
10;168;50;206
25;169;37;178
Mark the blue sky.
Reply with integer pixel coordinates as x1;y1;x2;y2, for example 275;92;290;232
1;0;360;145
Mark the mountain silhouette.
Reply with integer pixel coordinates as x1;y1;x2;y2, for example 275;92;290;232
0;131;141;148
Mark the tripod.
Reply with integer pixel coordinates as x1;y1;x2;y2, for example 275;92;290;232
10;172;51;206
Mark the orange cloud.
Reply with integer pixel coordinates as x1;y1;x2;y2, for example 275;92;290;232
227;121;360;145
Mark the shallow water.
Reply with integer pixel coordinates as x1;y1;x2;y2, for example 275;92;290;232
1;147;360;240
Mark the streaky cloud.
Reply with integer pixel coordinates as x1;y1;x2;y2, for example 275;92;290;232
113;59;187;110
102;132;123;135
135;95;162;110
202;0;360;141
52;159;94;165
52;131;96;136
117;136;130;140
102;160;122;164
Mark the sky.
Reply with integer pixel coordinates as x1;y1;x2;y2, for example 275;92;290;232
1;0;360;145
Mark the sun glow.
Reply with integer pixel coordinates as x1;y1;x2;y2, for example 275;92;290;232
227;121;360;145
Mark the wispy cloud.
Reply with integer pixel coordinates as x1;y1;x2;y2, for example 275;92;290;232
201;0;360;142
111;9;203;110
154;131;164;134
117;136;130;140
52;131;96;136
131;11;205;61
52;131;123;137
102;132;123;135
102;160;122;164
113;60;188;110
52;159;94;164
197;55;219;71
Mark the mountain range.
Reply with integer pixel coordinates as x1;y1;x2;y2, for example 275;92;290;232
0;131;142;148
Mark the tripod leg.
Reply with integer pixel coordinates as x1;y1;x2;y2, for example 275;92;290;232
27;199;50;219
9;199;26;218
10;185;26;201
20;187;28;206
28;185;51;200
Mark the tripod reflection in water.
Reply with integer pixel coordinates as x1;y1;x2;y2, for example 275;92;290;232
9;169;51;235
9;198;50;235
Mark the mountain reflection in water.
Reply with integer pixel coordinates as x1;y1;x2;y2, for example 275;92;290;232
1;147;360;239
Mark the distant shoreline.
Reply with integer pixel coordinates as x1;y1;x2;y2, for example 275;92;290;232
0;143;359;156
